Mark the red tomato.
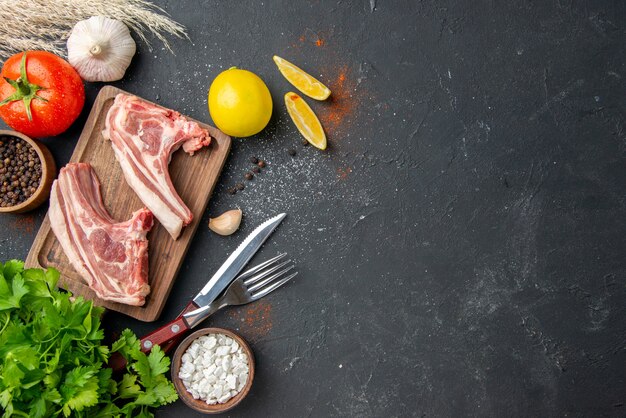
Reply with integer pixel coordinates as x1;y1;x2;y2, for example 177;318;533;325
0;51;85;138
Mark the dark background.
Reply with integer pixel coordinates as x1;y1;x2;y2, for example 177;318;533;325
1;1;625;416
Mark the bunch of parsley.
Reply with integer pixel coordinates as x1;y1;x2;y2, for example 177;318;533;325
0;260;178;417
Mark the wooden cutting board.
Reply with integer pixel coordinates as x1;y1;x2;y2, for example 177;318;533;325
25;86;231;322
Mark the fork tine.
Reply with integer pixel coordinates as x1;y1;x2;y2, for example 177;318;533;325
246;264;295;292
243;259;292;286
251;272;298;300
237;253;287;280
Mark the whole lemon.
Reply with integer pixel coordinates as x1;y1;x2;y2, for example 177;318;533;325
208;67;273;137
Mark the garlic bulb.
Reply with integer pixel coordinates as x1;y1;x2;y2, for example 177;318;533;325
208;209;243;236
67;16;136;82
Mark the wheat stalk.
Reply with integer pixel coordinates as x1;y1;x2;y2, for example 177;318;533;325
0;0;188;60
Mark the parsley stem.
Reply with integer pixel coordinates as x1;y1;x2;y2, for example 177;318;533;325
38;339;56;359
0;313;10;334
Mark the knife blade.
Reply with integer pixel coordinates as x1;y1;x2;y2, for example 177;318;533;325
192;212;286;309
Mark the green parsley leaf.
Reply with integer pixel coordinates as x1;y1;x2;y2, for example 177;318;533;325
2;260;24;280
131;390;158;406
0;269;10;296
132;351;153;388
44;267;60;288
43;369;61;387
133;407;155;418
60;366;100;412
118;374;142;399
147;345;170;378
0;388;12;408
28;396;46;418
43;387;62;403
3;359;25;388
86;402;121;418
0;274;29;311
22;268;51;299
150;378;178;404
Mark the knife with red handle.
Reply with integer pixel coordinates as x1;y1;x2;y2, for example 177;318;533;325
140;301;199;353
108;213;286;371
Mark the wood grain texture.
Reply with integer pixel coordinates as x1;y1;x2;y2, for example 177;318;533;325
24;86;231;322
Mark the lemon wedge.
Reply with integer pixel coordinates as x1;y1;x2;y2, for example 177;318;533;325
273;55;331;101
284;92;327;150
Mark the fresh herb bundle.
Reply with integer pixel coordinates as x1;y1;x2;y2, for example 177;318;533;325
0;260;177;417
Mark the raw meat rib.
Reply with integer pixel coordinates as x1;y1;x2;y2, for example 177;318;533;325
102;94;211;239
49;163;154;306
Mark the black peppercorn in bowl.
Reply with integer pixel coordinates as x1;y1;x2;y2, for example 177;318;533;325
0;130;56;213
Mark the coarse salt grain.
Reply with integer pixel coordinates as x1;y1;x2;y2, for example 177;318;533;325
179;333;250;405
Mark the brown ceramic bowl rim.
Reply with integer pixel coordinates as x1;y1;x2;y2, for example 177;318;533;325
171;327;255;414
0;129;52;213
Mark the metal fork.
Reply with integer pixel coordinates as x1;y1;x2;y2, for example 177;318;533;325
135;253;297;357
183;253;297;327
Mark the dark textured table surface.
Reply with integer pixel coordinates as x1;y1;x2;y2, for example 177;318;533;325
1;1;625;416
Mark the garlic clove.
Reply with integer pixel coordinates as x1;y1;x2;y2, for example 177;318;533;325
67;16;136;82
208;209;242;236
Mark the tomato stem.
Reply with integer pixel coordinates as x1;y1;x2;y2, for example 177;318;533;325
0;52;47;122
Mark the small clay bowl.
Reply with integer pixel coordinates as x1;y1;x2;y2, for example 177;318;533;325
0;130;56;213
172;327;255;414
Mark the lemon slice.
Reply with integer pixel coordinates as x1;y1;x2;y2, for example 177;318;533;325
284;92;327;150
273;55;331;101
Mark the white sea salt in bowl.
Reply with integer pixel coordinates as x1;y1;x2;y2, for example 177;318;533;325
172;328;255;414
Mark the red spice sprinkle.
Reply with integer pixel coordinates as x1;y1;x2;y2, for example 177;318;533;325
290;94;299;100
315;38;325;47
318;65;355;138
11;214;35;233
228;300;273;341
337;166;352;180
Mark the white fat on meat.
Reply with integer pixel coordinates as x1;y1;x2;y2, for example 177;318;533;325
49;163;153;306
102;94;211;239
